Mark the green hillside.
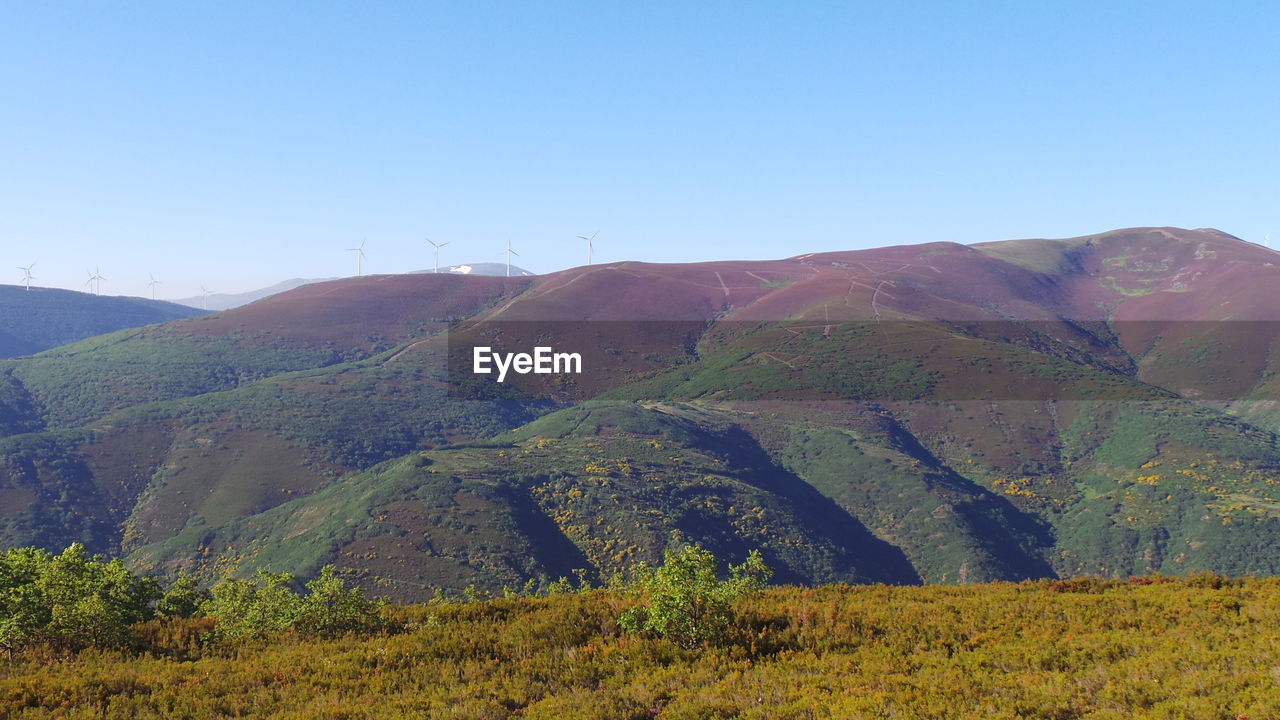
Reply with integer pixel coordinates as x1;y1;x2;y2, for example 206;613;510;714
0;285;207;359
4;228;1280;595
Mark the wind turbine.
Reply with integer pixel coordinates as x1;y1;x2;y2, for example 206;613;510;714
1265;233;1272;249
503;239;519;277
200;286;212;311
17;263;35;291
86;266;105;296
427;238;450;274
576;231;598;265
147;273;161;300
347;239;367;276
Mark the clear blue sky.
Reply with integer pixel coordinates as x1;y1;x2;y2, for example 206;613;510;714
2;1;1276;298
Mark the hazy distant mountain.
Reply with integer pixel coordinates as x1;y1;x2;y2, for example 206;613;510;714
0;285;207;358
172;278;334;312
173;264;534;310
410;262;534;277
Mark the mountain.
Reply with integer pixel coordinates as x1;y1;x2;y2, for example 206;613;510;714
173;264;535;311
411;262;535;277
4;227;1280;600
0;285;207;358
172;278;333;312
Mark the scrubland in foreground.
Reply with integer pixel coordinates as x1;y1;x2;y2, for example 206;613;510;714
2;574;1277;719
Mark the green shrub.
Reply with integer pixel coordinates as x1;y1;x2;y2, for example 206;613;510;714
0;543;160;654
204;566;386;642
296;566;388;637
156;572;211;619
618;545;772;649
203;570;305;642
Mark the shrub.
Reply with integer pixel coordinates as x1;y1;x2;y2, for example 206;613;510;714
0;543;160;654
618;545;772;649
204;566;386;642
296;566;388;637
157;572;211;619
203;570;305;642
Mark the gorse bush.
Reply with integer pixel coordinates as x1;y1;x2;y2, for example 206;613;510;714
618;545;773;648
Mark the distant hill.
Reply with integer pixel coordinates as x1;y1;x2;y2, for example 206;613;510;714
171;278;333;312
0;285;207;358
6;228;1280;600
410;262;535;277
172;264;534;310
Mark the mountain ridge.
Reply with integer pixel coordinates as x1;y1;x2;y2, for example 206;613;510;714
172;263;536;311
4;226;1280;599
0;285;207;358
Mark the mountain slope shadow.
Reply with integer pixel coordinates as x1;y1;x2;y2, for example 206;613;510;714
667;418;922;585
500;483;594;582
882;413;1057;580
758;407;1059;583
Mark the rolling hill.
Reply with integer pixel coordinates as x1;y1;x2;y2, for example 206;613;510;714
0;285;207;358
4;227;1280;600
172;263;535;311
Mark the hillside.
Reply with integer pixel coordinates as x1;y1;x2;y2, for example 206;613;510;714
0;285;207;358
3;577;1277;719
3;227;1280;597
173;264;535;311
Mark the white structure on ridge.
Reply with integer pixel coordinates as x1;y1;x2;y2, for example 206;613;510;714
577;231;598;265
428;238;450;274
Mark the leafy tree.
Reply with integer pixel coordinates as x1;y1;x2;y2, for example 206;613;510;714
618;545;772;649
157;572;211;619
0;547;48;657
0;544;160;653
205;566;385;642
296;566;387;637
203;570;304;642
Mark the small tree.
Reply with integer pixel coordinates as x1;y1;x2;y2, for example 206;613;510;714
0;544;160;653
0;547;49;657
156;572;211;619
618;545;772;649
296;566;387;637
204;566;385;642
203;570;304;642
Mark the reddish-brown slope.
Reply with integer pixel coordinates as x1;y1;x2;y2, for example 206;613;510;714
478;260;805;322
162;273;535;350
973;226;1280;403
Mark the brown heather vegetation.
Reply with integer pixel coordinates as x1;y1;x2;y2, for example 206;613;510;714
3;574;1279;719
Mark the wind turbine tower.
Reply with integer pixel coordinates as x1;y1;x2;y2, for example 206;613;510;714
86;266;105;296
148;273;161;300
504;239;519;277
428;238;450;274
576;231;598;265
200;286;212;311
17;263;35;291
347;239;367;276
